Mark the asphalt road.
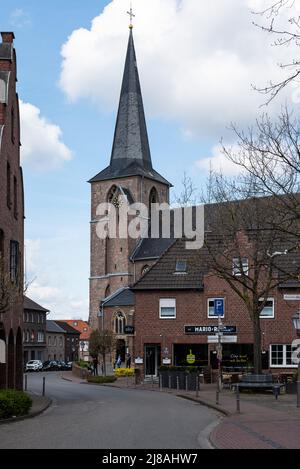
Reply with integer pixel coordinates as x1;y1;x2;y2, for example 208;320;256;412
0;372;219;449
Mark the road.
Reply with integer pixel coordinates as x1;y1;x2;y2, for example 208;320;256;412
0;372;219;449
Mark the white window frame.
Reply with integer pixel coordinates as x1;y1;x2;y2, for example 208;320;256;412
159;299;176;319
270;344;297;368
259;298;275;319
207;298;225;319
232;257;249;277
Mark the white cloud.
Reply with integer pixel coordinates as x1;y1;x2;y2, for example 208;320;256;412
196;144;244;176
25;238;89;320
59;0;297;138
10;8;31;28
20;100;72;171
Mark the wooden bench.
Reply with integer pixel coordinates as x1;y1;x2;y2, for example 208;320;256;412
235;374;285;398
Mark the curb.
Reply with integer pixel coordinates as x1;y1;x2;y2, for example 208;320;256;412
0;396;52;426
176;394;232;416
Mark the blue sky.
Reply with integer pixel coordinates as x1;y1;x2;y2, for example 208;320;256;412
0;0;296;319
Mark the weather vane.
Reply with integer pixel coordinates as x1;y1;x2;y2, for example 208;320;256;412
127;2;135;29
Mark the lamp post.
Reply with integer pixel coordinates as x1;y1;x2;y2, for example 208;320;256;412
292;309;300;408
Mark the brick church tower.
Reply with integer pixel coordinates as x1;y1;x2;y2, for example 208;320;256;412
88;28;171;329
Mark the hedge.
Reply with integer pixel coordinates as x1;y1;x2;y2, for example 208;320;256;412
0;390;32;420
87;376;117;384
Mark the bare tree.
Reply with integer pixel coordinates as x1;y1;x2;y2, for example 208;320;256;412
201;172;297;373
172;172;199;207
253;0;300;103
0;255;22;315
89;329;116;376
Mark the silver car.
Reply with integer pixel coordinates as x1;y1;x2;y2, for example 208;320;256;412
25;360;43;372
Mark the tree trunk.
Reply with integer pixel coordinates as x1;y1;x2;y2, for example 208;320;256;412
252;312;262;374
102;353;106;376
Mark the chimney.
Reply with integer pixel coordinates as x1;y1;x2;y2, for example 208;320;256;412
1;32;15;43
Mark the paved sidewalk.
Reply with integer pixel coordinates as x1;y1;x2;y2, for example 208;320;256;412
61;371;300;449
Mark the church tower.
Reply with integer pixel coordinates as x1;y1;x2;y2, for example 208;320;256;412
89;26;171;329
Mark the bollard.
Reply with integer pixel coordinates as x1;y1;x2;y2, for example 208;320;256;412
151;375;154;388
168;375;171;390
176;375;179;391
236;386;240;413
196;375;200;398
185;375;188;392
24;374;27;391
216;389;219;405
42;376;46;396
159;374;163;392
126;374;129;387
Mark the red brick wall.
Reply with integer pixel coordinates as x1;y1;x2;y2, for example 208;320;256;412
0;33;24;389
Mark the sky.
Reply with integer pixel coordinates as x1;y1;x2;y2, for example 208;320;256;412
1;0;298;320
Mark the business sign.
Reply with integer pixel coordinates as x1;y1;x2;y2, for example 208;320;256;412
134;357;143;364
214;299;224;316
207;335;238;344
124;325;135;335
163;358;171;365
284;295;300;301
186;350;196;364
185;325;237;335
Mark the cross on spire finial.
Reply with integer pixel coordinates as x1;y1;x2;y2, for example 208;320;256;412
127;2;135;29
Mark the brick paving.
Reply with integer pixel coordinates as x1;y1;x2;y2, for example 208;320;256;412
61;371;300;449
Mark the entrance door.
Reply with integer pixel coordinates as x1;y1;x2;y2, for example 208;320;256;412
145;345;161;377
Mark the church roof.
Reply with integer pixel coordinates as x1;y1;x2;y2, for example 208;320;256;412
89;30;171;187
101;287;135;307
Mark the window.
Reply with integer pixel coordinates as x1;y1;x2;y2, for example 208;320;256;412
7;162;11;209
13;176;18;219
208;298;225;318
73;322;78;327
270;344;296;368
141;265;150;276
37;331;44;343
48;336;51;345
115;312;125;334
59;337;63;347
25;330;30;343
233;257;249;276
159;299;176;319
175;260;187;274
31;330;35;342
10;241;19;282
259;298;275;318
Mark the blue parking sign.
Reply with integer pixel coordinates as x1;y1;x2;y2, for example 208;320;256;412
214;299;224;316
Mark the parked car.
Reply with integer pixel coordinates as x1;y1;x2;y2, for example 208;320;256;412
66;361;73;370
42;360;59;371
25;360;43;372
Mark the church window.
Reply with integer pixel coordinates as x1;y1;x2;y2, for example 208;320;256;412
115;312;125;334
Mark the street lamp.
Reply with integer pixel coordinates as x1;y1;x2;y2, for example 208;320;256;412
292;309;300;408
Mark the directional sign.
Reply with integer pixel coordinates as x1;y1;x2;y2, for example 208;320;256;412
284;295;300;301
207;335;237;344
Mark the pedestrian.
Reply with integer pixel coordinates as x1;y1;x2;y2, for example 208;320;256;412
93;356;98;376
126;353;131;369
116;355;122;369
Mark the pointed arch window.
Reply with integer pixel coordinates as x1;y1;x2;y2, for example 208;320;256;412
115;312;125;335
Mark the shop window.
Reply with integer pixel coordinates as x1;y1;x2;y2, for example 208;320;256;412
159;299;176;319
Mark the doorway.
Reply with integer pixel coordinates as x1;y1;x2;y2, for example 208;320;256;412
145;344;161;377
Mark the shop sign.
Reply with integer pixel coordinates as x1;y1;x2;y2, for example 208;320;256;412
134;357;143;364
185;325;237;335
207;335;237;344
162;358;171;365
124;325;135;335
186;350;196;364
284;295;300;301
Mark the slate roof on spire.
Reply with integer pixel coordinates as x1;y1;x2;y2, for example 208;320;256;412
89;30;172;187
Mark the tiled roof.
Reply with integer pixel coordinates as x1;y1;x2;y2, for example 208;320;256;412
133;238;205;290
102;287;135;307
24;296;49;312
58;320;93;340
46;320;66;334
55;321;81;336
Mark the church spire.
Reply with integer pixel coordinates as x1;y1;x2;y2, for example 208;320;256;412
110;28;152;171
89;27;172;187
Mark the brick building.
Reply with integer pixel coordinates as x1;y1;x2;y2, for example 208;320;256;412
23;297;48;365
0;32;24;389
55;321;80;362
46;320;66;362
60;320;93;361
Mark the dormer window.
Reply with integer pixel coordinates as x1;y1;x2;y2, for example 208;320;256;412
232;258;249;277
175;260;187;274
